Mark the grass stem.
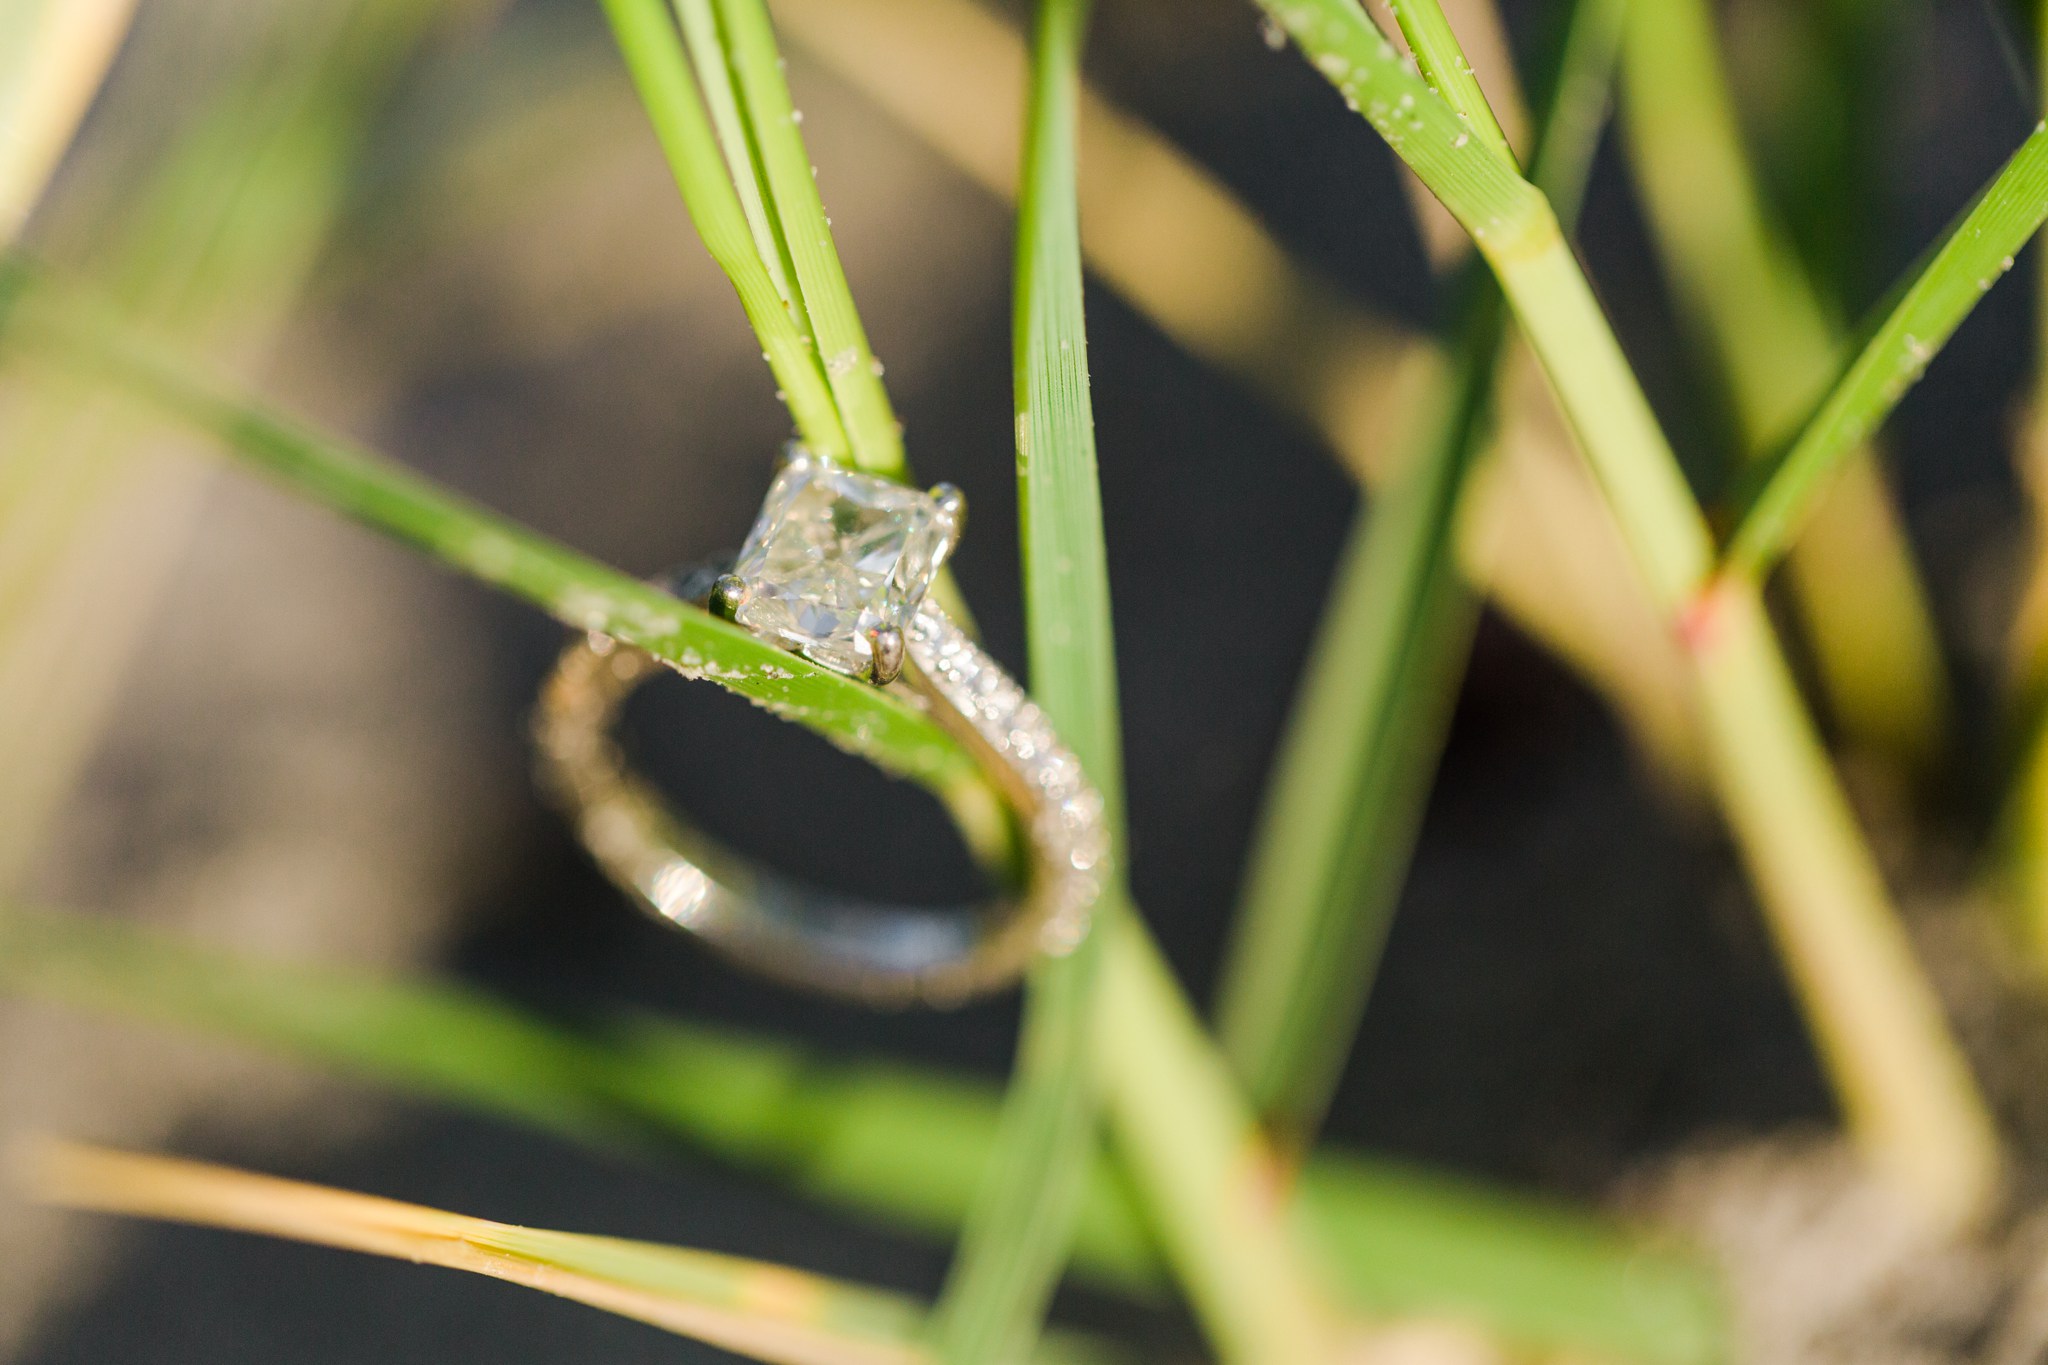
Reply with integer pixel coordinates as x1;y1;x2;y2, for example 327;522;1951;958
930;0;1115;1358
1618;0;1949;771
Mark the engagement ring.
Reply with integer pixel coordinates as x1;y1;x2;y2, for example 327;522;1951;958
533;447;1106;1005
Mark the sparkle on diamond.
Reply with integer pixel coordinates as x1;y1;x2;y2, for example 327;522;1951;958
731;458;946;675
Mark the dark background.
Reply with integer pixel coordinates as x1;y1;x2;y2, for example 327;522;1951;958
10;0;2041;1359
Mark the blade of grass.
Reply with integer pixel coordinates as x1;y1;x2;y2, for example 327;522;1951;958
710;0;906;477
18;1141;1121;1365
620;0;974;620
1216;0;1621;1144
1385;0;1516;161
597;0;851;462
1214;312;1492;1141
928;0;1116;1360
1619;0;1949;771
766;0;1703;783
1093;914;1343;1364
671;0;804;310
1721;120;2048;582
1257;0;2004;1229
0;0;137;240
0;259;991;816
0;903;1728;1364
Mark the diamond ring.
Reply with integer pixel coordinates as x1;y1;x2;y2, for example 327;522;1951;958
532;447;1107;1005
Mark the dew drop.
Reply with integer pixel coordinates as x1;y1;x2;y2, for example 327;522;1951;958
1259;16;1285;49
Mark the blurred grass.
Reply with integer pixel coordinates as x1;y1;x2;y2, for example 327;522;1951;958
1215;0;1621;1145
20;1140;1125;1365
0;0;137;240
0;904;1729;1364
0;2;450;894
1257;0;2002;1231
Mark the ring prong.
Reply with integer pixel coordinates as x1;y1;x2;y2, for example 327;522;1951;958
928;483;966;570
709;574;750;621
868;627;906;685
929;482;966;529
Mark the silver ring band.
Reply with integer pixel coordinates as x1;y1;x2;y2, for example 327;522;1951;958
533;564;1106;1006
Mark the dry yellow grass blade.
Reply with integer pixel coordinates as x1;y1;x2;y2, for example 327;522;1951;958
19;1139;935;1365
767;0;1698;777
0;0;138;241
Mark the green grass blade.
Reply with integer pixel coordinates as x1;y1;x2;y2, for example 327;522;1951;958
0;259;983;804
672;0;806;314
1217;294;1494;1140
22;1142;1121;1365
930;2;1115;1358
597;0;851;462
0;903;1727;1363
710;0;906;477
1723;120;2048;582
1217;0;1619;1145
1095;919;1343;1365
1618;0;1949;770
1385;0;1516;162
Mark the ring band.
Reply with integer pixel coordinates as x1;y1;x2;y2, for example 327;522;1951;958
533;561;1107;1005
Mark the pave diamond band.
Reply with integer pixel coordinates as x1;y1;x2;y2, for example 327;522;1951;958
534;559;1106;1005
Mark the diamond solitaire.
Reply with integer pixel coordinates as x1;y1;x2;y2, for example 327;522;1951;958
536;446;1105;1002
714;449;962;681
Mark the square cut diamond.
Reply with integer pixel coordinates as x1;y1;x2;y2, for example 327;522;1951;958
731;457;948;675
